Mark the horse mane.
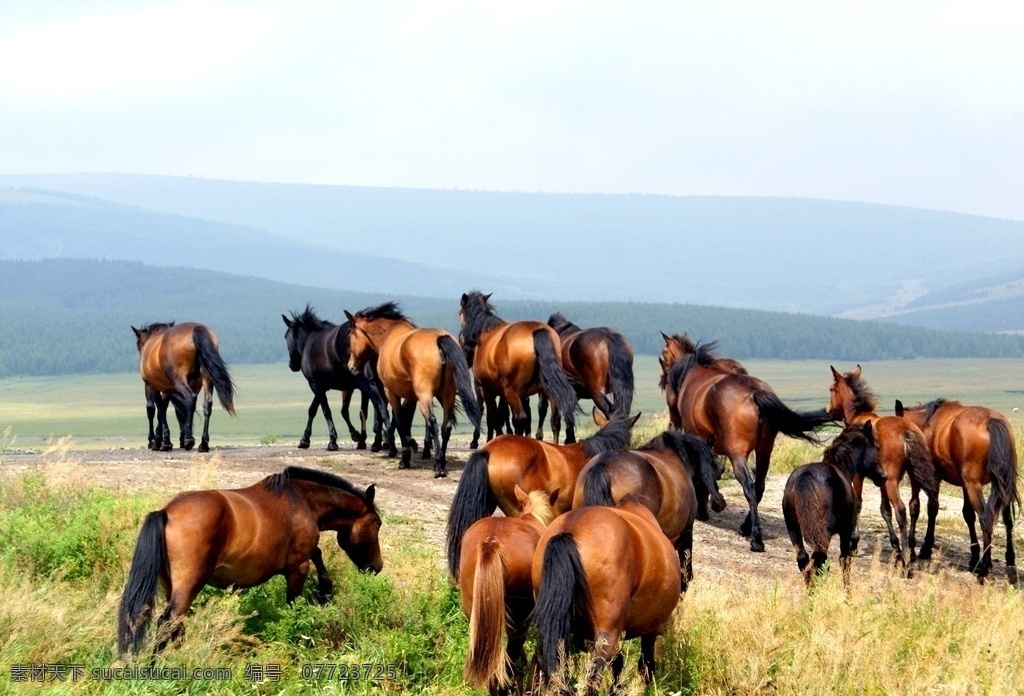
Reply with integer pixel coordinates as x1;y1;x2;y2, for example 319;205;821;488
459;291;504;349
580;412;634;458
263;466;378;515
664;341;720;392
136;321;175;333
840;370;879;413
667;333;697;355
354;301;415;326
523;489;557;526
547;312;580;334
823;424;881;484
289;304;333;332
920;398;948;424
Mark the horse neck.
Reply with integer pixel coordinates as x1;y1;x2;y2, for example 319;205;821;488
295;482;367;529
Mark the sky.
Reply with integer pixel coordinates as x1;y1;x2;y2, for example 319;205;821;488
1;1;1023;220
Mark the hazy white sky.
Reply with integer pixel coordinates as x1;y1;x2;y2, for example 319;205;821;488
2;1;1022;220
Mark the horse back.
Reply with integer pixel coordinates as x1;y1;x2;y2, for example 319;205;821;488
635;450;697;539
681;369;761;448
486;436;585;516
783;462;856;543
380;327;449;394
475;321;558;390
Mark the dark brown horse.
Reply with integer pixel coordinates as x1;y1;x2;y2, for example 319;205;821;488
539;312;635;445
661;340;833;552
783;422;884;588
458;291;578;443
531;497;681;694
895;398;1019;582
283;306;386;451
132;322;236;452
117;466;383;654
345;302;481;477
573;430;725;591
459;486;558;696
827;365;938;569
445;411;638;577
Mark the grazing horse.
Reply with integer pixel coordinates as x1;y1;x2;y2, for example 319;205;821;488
783;422;884;588
283;306;386;451
827;365;938;569
661;341;833;552
531;497;681;694
345;303;481;478
445;411;639;577
573;430;726;591
132;322;236;452
458;291;578;443
895;398;1019;582
117;467;383;655
459;486;558;696
539;312;635;445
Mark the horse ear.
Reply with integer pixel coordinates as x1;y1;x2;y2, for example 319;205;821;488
460;293;468;304
592;406;608;427
483;293;492;302
282;314;293;328
830;365;841;381
661;332;672;345
514;484;528;505
344;310;356;324
894;399;904;416
131;326;141;337
364;483;376;503
862;420;874;444
853;364;862;377
548;488;560;506
628;412;642;427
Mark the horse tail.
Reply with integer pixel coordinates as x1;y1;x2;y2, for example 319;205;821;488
533;329;578;431
789;474;831;554
667;431;727;514
117;510;167;655
531;533;593;679
581;459;617;506
902;427;938;497
438;334;482;429
193;326;236;415
464;539;510;690
985;418;1020;524
446;450;495;578
605;332;634;415
752;391;832;443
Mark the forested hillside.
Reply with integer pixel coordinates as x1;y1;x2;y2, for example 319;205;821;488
1;259;1021;377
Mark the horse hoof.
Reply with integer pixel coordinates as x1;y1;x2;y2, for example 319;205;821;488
182;439;196;451
750;539;765;553
297;441;310;450
198;443;210;453
370;443;383;453
469;441;479;450
1007;566;1020;586
397;462;411;470
434;470;447;479
327;442;339;452
917;548;932;561
355;441;367;450
160;443;173;452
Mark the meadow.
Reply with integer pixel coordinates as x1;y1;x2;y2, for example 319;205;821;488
1;357;1023;694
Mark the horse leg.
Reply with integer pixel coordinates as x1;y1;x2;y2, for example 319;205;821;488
1004;505;1019;585
154;581;203;652
536;395;549;441
850;474;864;554
730;454;765;552
961;492;981;573
299;392;320;449
338;389;364;448
196;386;213;452
310;546;334;603
839;527;854;589
318;391;340;452
396;400;417;469
584;629;619;696
155;397;173;451
676;529;694;592
145;386;158;450
636;634;656;687
505;391;529;438
284;559;312;604
882;479;911;574
502;598;532;696
966;484;992;579
355;390;369;450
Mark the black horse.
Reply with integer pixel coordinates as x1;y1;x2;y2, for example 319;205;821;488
782;422;885;588
283;306;387;451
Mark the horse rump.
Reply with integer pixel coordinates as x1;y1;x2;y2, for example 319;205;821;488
530;533;594;680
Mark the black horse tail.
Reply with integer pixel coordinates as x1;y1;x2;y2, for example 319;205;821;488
533;329;578;431
752;391;832;443
903;427;939;497
530;533;593;680
445;450;495;578
666;430;727;515
581;458;617;507
118;510;167;655
438;334;482;430
985;418;1020;526
606;332;634;415
193;326;236;415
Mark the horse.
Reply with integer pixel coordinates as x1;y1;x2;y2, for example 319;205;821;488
283;306;387;452
572;430;726;592
458;291;578;443
132;322;236;452
827;365;939;569
895;398;1019;582
345;302;481;478
459;486;558;696
661;340;833;552
782;422;884;588
538;312;635;445
117;466;383;655
531;497;681;694
660;331;747;377
445;410;639;578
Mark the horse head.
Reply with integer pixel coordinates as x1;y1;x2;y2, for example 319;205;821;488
131;322;174;353
336;483;384;574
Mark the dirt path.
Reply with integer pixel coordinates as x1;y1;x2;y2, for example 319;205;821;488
0;437;1009;588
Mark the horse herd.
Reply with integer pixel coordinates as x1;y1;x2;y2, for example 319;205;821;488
122;292;1021;694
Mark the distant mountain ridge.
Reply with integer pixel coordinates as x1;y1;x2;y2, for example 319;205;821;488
2;173;1024;331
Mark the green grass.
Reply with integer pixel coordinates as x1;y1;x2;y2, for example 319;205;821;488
5;357;1024;451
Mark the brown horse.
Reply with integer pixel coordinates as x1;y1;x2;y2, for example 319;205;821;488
345;303;481;478
540;312;635;444
895;398;1019;582
283;306;386;452
445;411;638;577
458;291;578;443
132;322;236;452
827;365;938;569
783;422;884;588
459;486;558;695
573;430;726;591
531;497;681;694
117;466;383;654
660;332;747;377
661;340;833;552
